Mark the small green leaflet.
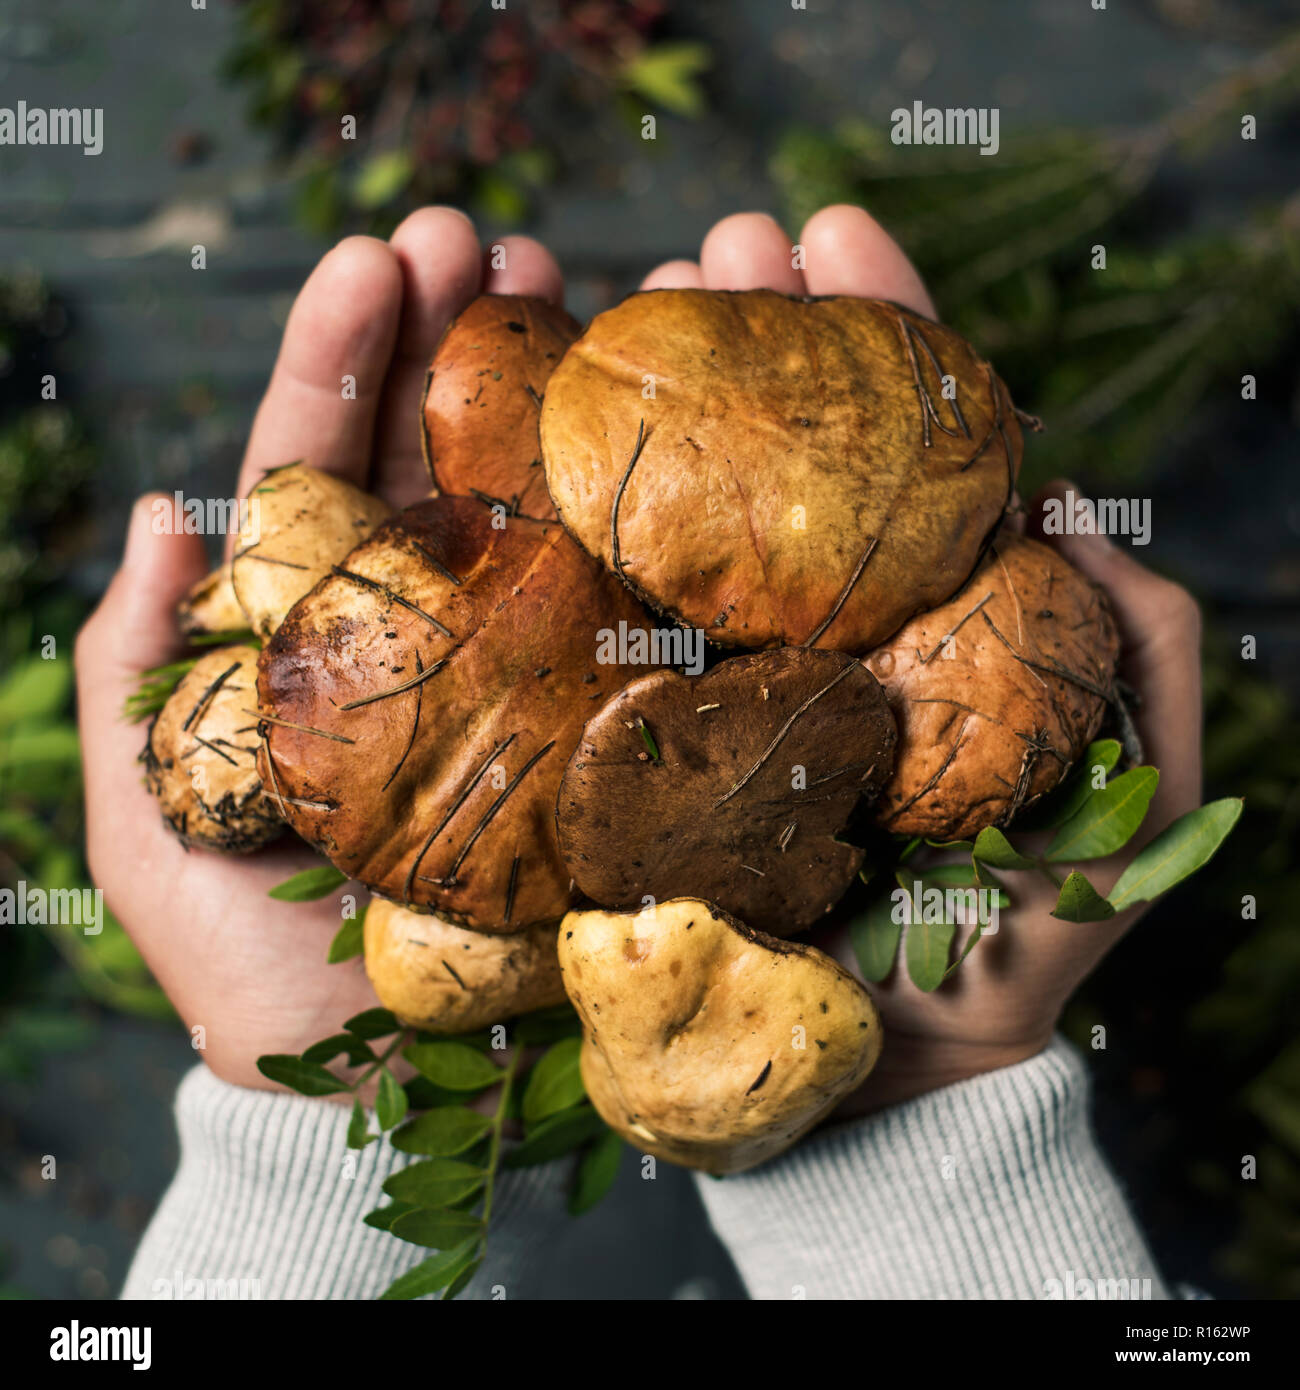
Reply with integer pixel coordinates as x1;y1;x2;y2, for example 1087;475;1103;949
503;1105;606;1167
327;909;366;963
442;1257;483;1300
347;1098;377;1150
344;1007;400;1040
848;893;903;983
521;1037;585;1128
1015;739;1122;831
391;1107;493;1156
375;1069;409;1131
382;1158;486;1209
905;913;958;993
255;1053;349;1096
1046;767;1159;862
363;1201;415;1231
971;826;1036;871
1108;798;1243;911
390;1206;483;1250
1052;871;1117;922
268;864;348;901
378;1239;479;1301
570;1128;624;1216
403;1040;503;1092
300;1032;374;1067
620;41;711;119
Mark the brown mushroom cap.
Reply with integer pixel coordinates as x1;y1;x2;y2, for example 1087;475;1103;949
866;535;1120;839
177;565;246;637
233;463;392;638
144;644;282;851
559;898;883;1174
363;898;565;1033
256;495;648;931
422;294;581;521
541;288;1022;651
557;648;896;936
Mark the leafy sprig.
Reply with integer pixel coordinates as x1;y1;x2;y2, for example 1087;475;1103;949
850;739;1242;991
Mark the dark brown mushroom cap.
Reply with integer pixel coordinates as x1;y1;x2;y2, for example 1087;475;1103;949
540;288;1023;651
422;294;581;520
256;495;648;931
866;535;1120;839
556;647;897;936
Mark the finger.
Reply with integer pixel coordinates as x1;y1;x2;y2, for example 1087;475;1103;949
1028;479;1202;804
799;204;936;318
482;235;565;302
640;259;704;290
234;237;404;517
700;212;806;294
371;207;485;505
76;496;210;855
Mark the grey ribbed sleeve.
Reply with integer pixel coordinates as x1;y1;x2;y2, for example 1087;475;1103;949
119;1065;571;1300
694;1036;1172;1300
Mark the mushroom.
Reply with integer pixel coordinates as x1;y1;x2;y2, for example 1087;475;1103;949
255;494;649;931
177;565;245;637
232;463;392;638
363;898;565;1033
143;644;281;851
558;898;883;1173
866;535;1120;839
556;647;896;936
422;294;581;521
541;288;1024;651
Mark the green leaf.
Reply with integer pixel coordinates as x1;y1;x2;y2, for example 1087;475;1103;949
300;1032;374;1067
848;892;903;983
404;1076;468;1110
375;1068;408;1131
1045;767;1159;862
255;1053;348;1096
378;1239;479;1300
620;41;711;118
1052;871;1117;922
353;150;413;209
0;657;70;725
441;1257;483;1300
383;1158;486;1209
971;826;1037;870
390;1206;483;1250
1107;798;1244;911
512;1004;583;1047
347;1098;376;1150
344;1007;400;1040
503;1105;606;1167
1019;739;1123;830
391;1107;493;1156
403;1041;503;1092
362;1201;416;1232
327;910;365;963
267;864;347;901
570;1128;624;1215
521;1037;585;1128
943;924;985;980
904;913;958;993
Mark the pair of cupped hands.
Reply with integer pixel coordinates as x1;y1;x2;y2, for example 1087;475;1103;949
75;206;1202;1114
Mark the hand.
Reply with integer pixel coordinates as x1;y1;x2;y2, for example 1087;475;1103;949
75;211;567;1091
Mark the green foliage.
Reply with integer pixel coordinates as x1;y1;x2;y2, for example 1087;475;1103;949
258;998;617;1299
266;863;348;901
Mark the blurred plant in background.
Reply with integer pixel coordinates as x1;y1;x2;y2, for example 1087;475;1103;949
0;273;171;1088
224;0;710;231
775;38;1300;1296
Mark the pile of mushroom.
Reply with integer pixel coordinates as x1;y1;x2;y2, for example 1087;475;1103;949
144;290;1119;1173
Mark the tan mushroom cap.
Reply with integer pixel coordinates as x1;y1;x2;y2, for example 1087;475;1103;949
256;495;648;931
363;898;565;1033
541;288;1023;651
144;644;281;851
177;565;245;637
232;463;392;638
559;898;883;1174
866;535;1120;839
422;294;581;521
